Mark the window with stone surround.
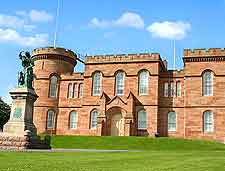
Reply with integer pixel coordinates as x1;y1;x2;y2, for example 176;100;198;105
115;71;125;96
203;110;213;133
170;81;175;97
49;75;58;98
79;83;83;97
168;111;176;132
138;110;147;129
139;70;149;95
73;83;79;98
176;81;181;96
68;83;73;98
203;71;213;96
90;110;98;129
164;82;169;97
69;111;78;129
92;72;102;96
47;110;55;129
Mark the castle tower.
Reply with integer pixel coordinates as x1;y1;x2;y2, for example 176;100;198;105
31;47;77;134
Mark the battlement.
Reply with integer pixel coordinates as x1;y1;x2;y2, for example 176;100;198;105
32;47;77;60
184;48;225;57
86;53;161;63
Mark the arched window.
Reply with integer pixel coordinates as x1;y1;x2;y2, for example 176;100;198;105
138;110;147;129
90;110;98;129
164;82;168;97
170;81;174;97
203;111;213;132
49;75;58;98
176;81;181;96
47;110;55;129
79;83;83;97
168;111;176;132
73;83;78;98
116;71;125;96
203;71;213;96
68;83;73;98
69;111;77;129
139;70;149;95
92;72;102;96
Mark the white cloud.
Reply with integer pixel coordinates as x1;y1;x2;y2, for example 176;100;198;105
29;10;53;22
147;21;191;40
90;12;144;29
0;28;49;47
0;14;25;29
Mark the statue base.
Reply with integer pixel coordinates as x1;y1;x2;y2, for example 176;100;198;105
0;87;51;150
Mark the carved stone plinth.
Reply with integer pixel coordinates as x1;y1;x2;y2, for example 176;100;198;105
0;87;51;150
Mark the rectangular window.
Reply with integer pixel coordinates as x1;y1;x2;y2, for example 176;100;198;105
170;81;174;97
164;82;168;97
73;83;78;98
168;112;176;132
176;81;181;97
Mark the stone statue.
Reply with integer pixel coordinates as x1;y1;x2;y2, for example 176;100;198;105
18;51;34;89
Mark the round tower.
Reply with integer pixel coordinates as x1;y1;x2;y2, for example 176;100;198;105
31;47;77;134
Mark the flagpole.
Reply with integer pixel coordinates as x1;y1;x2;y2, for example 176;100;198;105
54;0;60;48
173;40;176;70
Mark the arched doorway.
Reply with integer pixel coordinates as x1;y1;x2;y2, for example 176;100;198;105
106;107;126;136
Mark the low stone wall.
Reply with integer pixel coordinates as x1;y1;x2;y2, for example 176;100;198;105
0;134;51;150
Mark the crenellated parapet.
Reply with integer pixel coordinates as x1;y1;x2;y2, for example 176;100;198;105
183;48;225;63
86;53;161;64
32;47;77;66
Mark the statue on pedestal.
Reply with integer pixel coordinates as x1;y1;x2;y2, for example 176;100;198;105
0;51;50;150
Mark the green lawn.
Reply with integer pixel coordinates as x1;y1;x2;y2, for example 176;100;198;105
0;136;225;171
50;135;225;151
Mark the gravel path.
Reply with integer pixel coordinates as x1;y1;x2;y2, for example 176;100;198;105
0;148;142;152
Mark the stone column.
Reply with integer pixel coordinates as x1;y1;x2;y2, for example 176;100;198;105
96;116;106;136
124;117;133;136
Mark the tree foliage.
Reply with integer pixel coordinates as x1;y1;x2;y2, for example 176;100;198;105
0;97;11;130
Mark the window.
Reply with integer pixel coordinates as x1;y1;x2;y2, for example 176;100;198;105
49;76;58;98
73;83;78;98
203;111;213;132
138;110;147;129
116;72;125;96
92;72;102;96
47;110;55;129
168;112;176;132
176;81;181;97
68;83;73;98
203;71;213;96
69;111;78;129
90;110;98;129
164;82;168;97
139;71;149;95
79;83;83;97
170;81;174;97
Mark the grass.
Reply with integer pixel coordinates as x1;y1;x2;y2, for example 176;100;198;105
50;135;225;151
0;136;225;171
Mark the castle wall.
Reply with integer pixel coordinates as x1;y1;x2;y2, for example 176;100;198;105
31;47;225;143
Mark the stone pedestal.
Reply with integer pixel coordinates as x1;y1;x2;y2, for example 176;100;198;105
0;87;50;150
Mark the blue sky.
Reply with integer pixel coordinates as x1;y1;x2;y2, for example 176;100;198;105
1;0;225;102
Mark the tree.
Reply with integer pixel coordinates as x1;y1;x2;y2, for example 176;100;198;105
0;97;11;130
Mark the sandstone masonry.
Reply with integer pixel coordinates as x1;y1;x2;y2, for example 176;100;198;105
32;47;225;143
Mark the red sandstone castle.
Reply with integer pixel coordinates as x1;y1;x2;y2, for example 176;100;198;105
32;47;225;142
